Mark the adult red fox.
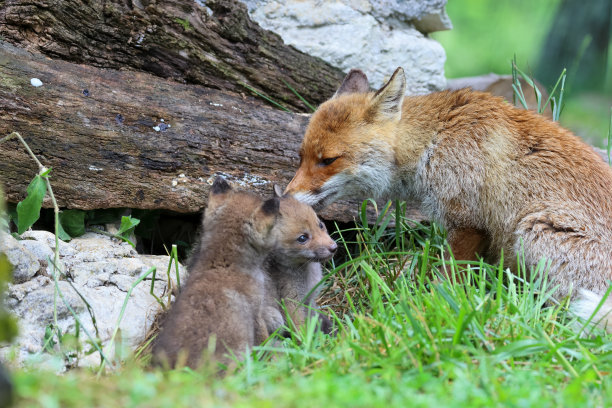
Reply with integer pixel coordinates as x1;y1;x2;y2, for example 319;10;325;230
285;68;612;330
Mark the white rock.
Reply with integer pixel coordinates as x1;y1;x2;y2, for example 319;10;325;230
243;0;448;94
30;78;43;87
20;230;75;257
1;231;187;369
0;233;40;283
367;0;452;32
19;239;54;264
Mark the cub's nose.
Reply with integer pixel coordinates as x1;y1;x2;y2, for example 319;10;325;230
328;241;338;254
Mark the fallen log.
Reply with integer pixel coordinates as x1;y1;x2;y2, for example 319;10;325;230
0;42;424;223
0;0;344;112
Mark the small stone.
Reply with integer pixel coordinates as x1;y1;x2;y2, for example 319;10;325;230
82;89;90;97
30;78;43;87
0;233;40;283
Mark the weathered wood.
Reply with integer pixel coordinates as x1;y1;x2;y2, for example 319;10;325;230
0;0;344;112
0;42;424;223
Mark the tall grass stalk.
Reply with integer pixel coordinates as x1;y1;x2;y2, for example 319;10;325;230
2;132;111;367
511;58;567;122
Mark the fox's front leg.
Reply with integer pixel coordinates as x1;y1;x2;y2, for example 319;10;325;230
445;227;488;262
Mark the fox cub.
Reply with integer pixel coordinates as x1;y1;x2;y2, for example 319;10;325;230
152;177;281;368
285;68;612;330
263;186;336;335
153;178;336;368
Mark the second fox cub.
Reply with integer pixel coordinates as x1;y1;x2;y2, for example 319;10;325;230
264;187;336;334
286;68;612;329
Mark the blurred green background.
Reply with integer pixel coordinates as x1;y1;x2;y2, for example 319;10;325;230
432;0;611;147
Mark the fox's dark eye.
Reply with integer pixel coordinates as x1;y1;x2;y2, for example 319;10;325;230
297;234;310;244
321;157;339;166
318;221;325;230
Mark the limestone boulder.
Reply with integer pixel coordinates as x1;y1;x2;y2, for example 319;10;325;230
243;0;449;94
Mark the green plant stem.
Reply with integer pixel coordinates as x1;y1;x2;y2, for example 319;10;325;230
98;266;157;375
7;131;110;368
1;132;46;170
5;133;60;339
88;226;136;248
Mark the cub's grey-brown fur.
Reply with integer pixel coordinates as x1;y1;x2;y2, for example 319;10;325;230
152;178;336;369
152;177;280;369
263;188;336;335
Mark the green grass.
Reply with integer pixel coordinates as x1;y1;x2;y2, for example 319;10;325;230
432;0;559;79
9;201;612;407
560;93;612;148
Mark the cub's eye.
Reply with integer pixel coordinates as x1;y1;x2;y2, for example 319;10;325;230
297;234;310;244
318;221;325;230
320;157;339;166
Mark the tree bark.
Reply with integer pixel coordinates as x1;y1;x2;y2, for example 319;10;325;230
0;0;345;112
0;42;424;223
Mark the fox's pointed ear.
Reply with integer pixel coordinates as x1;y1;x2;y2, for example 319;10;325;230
333;69;370;98
370;67;406;121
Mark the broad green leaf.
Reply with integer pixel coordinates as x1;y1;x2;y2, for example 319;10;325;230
117;216;140;237
43;325;57;352
59;209;86;238
16;175;47;234
56;221;71;242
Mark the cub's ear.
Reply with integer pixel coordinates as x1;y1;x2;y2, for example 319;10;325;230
261;197;280;216
369;67;406;121
211;176;232;195
207;176;232;213
273;184;284;198
333;69;370;98
248;197;281;242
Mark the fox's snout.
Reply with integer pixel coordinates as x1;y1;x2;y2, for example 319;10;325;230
315;240;337;260
285;164;324;198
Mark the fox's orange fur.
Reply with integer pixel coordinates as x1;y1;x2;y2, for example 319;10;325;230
286;68;612;330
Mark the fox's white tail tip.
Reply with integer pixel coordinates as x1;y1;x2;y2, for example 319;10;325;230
571;289;612;333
